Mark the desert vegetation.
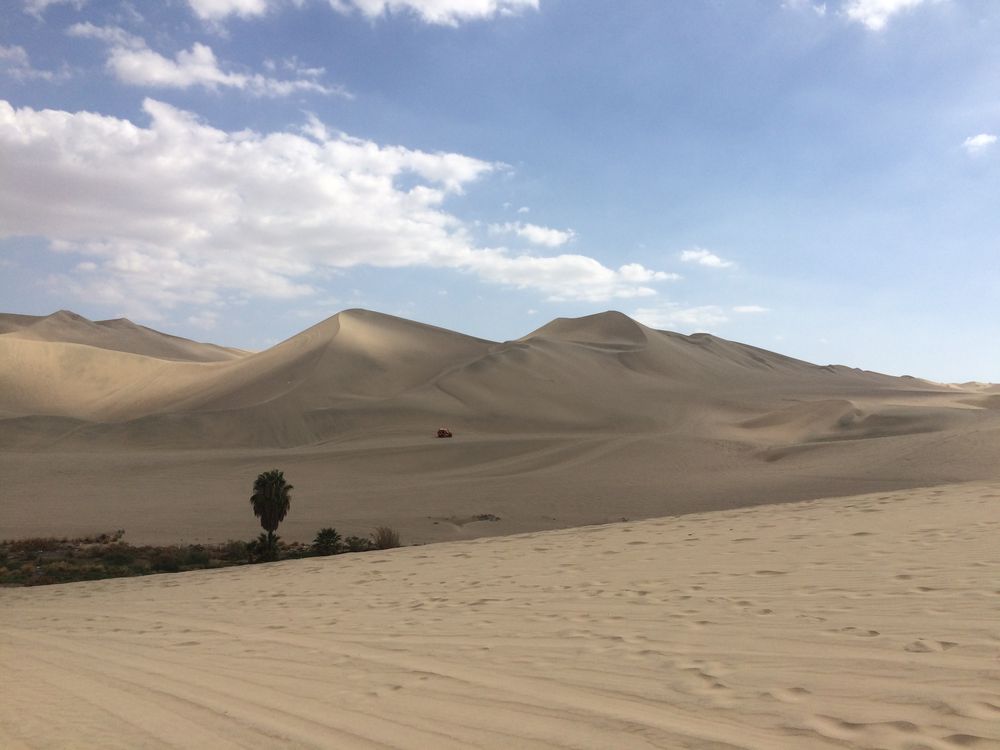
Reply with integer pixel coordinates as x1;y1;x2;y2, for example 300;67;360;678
0;524;403;587
249;468;293;561
0;469;402;586
371;525;402;550
0;532;264;587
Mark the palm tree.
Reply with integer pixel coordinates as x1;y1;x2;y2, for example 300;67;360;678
312;527;342;556
249;469;292;558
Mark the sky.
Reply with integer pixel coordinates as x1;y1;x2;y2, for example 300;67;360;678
1;0;998;382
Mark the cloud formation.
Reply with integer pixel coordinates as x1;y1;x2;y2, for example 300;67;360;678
489;221;575;247
782;0;827;17
0;99;671;312
23;0;85;19
842;0;931;31
0;44;69;82
679;248;734;269
330;0;538;25
632;304;729;331
68;23;340;97
633;303;768;331
962;133;997;155
187;0;270;20
186;0;539;25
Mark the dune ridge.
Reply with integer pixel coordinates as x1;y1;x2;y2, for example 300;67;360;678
1;307;999;545
0;310;245;362
0;307;962;447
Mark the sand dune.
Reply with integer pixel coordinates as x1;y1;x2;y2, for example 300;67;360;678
3;481;999;749
4;309;999;747
0;307;950;440
1;310;245;362
1;307;999;544
0;337;224;420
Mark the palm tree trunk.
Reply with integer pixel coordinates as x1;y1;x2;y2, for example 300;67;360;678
267;529;275;556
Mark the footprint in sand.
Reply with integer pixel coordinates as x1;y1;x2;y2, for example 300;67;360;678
904;639;958;652
829;626;880;637
796;614;827;623
944;733;992;747
768;686;811;703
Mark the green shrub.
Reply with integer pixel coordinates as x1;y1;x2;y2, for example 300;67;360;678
8;537;62;554
100;543;137;567
185;545;210;567
247;532;278;563
344;535;372;553
151;549;182;573
220;539;249;562
312;527;342;556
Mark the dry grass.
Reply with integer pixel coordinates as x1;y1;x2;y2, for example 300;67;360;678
371;526;401;550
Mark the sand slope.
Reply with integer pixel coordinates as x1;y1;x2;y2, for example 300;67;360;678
3;481;999;749
2;308;999;544
0;307;956;444
0;310;244;362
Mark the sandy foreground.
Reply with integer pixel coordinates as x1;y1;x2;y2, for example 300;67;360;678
3;481;999;749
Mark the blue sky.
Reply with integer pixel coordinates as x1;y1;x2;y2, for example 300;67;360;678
1;0;998;381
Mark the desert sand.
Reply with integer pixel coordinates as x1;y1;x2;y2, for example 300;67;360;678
2;481;999;749
2;308;999;544
3;309;1000;748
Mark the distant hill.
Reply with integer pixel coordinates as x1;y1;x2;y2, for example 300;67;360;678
0;310;245;362
0;307;978;449
2;307;999;548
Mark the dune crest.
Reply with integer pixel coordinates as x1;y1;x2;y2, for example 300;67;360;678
1;307;998;545
1;310;245;362
522;310;650;348
0;306;963;444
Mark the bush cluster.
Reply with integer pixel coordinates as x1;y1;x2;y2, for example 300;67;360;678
0;524;404;587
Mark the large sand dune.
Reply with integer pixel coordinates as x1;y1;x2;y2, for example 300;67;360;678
4;310;999;747
1;308;998;543
3;481;999;748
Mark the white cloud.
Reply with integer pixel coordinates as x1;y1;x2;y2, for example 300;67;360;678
962;133;997;155
782;0;827;16
330;0;538;26
187;0;272;20
186;0;537;24
842;0;932;31
466;252;677;301
0;99;672;311
66;22;140;47
0;44;70;82
679;248;734;269
68;23;342;97
489;221;575;247
23;0;85;19
632;304;729;332
733;305;769;314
